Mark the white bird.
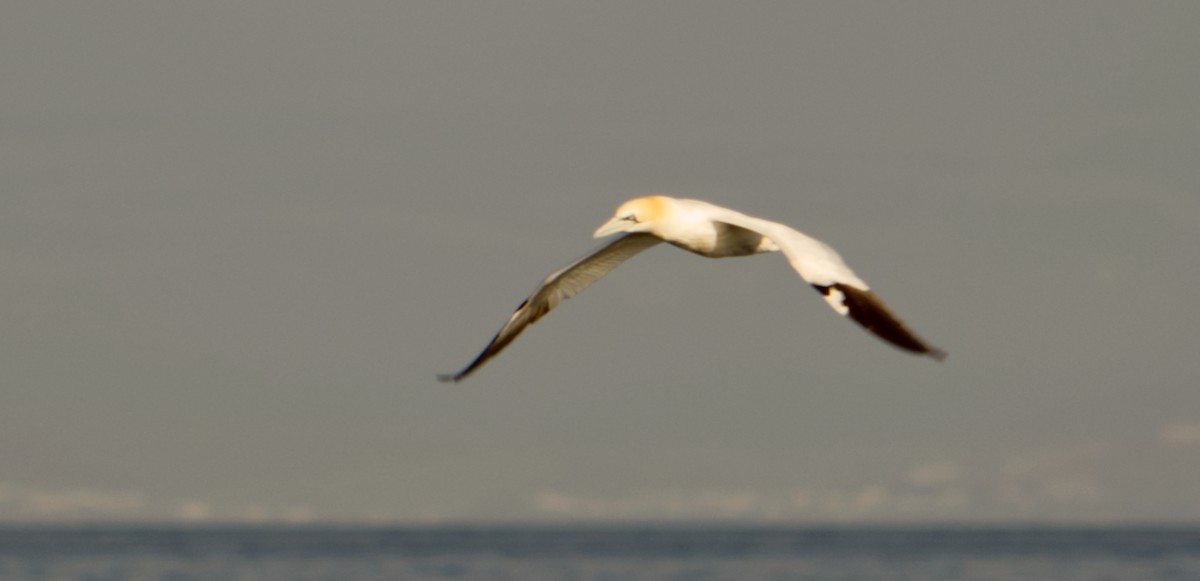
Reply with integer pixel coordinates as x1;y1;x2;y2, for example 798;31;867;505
439;195;945;382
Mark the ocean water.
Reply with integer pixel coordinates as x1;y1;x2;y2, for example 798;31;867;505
1;526;1198;581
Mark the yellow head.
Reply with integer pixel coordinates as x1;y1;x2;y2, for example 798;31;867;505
593;195;672;238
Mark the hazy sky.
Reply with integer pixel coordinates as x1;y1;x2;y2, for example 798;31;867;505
3;2;1198;524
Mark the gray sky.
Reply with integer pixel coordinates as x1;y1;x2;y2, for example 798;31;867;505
3;1;1199;524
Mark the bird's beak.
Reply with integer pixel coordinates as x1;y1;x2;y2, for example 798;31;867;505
593;216;628;238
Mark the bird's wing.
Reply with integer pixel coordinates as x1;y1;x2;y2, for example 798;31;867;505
439;233;662;382
704;205;945;360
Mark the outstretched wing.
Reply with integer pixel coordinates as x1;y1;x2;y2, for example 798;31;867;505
700;202;945;360
439;233;662;382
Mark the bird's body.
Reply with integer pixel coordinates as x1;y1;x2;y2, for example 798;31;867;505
439;195;944;382
665;213;780;258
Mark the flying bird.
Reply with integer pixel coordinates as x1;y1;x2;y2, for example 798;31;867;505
439;195;945;382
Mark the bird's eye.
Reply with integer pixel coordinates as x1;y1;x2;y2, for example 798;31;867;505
621;214;638;223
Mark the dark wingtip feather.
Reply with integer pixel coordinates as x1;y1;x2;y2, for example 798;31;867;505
814;283;945;361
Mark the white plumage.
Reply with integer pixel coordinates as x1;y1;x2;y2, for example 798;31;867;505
439;195;944;382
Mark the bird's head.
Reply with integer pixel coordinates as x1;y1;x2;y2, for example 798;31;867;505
593;195;672;238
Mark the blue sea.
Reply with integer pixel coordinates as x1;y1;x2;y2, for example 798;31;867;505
1;526;1198;580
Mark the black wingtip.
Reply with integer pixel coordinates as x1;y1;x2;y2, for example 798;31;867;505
436;373;461;383
815;283;946;362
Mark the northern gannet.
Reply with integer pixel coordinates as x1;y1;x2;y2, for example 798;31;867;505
439;195;945;382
